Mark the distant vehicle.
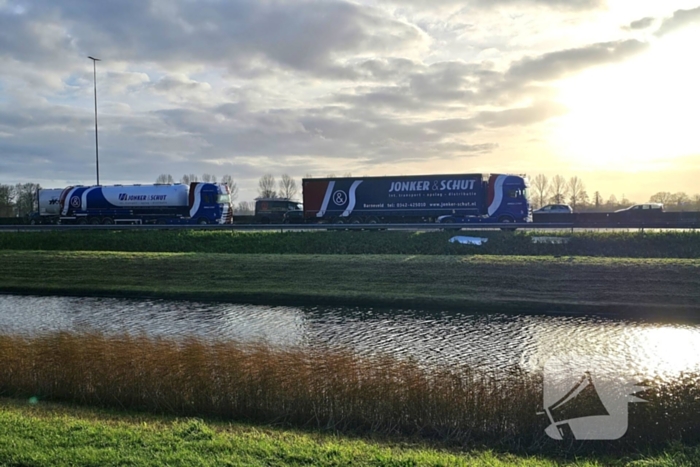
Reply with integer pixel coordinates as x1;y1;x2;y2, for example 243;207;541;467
255;198;302;224
534;204;573;214
28;188;63;224
614;203;664;214
58;183;233;225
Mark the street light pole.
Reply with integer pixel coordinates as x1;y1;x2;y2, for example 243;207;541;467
88;56;101;185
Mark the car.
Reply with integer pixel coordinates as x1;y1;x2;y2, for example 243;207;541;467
534;204;573;214
614;203;664;214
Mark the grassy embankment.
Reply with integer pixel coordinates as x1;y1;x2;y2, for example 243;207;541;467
1;250;700;314
1;333;699;461
2;229;700;257
4;400;699;467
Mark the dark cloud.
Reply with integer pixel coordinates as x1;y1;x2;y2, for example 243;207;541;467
506;39;648;82
655;6;700;37
626;17;655;30
0;0;424;77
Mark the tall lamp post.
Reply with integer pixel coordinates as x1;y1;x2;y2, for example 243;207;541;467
88;56;101;185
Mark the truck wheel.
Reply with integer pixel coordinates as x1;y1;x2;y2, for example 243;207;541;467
102;218;114;225
89;217;101;225
333;218;346;224
30;219;37;225
77;218;88;225
499;216;516;232
198;218;209;225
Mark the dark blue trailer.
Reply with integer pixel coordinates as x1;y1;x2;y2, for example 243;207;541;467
302;173;531;224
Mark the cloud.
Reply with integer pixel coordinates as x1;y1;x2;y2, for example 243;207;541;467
626;17;655;30
0;0;425;78
506;39;648;82
655;6;700;37
381;0;606;10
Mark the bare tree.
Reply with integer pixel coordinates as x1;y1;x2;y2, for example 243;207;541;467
181;174;198;185
0;184;15;217
201;173;217;183
14;183;39;216
343;172;353;177
220;175;239;202
278;174;298;200
326;173;337;178
549;175;568;204
236;201;253;214
532;174;549;209
155;174;174;184
606;194;618;208
304;173;314;179
649;192;673;204
567;176;588;211
258;174;276;198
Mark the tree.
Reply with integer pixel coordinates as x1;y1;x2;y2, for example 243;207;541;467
649;192;673;204
201;173;217;183
258;174;276;198
278;174;298;200
593;191;603;209
606;194;618;208
155;174;174;184
549;175;568;204
220;175;239;202
0;184;15;217
532;174;549;209
14;183;39;216
567;176;588;211
671;192;690;210
181;174;198;185
236;201;253;214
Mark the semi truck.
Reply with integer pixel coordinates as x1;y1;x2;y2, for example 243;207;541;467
58;182;233;225
299;173;531;225
28;188;64;224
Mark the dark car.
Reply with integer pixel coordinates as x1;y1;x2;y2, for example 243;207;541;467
254;199;303;224
534;204;573;214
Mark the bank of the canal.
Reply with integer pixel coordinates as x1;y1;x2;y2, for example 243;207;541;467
1;250;699;316
2;398;696;466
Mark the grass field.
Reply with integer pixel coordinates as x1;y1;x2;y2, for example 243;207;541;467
1;250;699;314
4;399;699;467
2;229;700;258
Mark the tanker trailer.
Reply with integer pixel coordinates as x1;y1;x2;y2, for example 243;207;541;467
28;188;63;224
59;182;233;225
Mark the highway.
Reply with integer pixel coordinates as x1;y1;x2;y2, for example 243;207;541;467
0;222;697;232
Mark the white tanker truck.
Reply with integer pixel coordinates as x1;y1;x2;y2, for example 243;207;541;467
59;182;233;225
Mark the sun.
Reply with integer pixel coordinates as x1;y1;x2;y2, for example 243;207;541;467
550;27;700;171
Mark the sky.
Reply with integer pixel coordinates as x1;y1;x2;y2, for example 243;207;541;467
1;0;699;204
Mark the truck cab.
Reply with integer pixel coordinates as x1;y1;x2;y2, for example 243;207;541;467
254;199;303;224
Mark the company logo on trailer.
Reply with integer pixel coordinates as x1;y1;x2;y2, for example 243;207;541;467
70;196;81;208
48;199;59;205
388;179;476;193
333;190;347;206
118;193;167;201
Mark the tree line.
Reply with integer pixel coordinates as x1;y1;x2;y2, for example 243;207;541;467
530;174;700;212
0;184;41;217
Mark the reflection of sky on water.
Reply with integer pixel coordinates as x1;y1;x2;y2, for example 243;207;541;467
1;294;699;380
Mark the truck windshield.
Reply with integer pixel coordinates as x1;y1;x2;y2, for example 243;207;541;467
217;194;231;204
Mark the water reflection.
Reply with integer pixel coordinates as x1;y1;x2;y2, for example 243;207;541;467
1;294;699;380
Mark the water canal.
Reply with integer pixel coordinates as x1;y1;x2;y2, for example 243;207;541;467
1;294;699;381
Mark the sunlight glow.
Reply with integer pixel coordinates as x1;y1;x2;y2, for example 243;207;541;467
551;28;700;171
